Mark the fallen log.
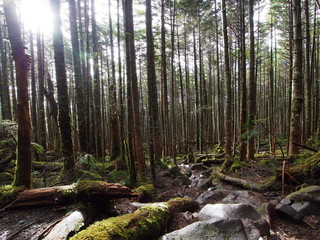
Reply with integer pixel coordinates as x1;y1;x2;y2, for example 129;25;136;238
70;198;199;240
1;180;138;209
212;170;278;192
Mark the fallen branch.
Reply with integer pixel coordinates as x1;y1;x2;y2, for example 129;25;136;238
212;170;278;192
292;142;317;152
70;198;199;240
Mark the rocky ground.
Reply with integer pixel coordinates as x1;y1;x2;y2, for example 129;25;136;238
1;158;320;240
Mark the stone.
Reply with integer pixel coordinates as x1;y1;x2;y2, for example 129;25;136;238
191;179;213;190
190;163;205;171
198;203;261;221
286;185;320;202
196;190;229;205
275;203;304;223
200;170;211;178
180;166;192;177
172;175;191;186
280;198;291;205
291;201;320;216
158;218;248;240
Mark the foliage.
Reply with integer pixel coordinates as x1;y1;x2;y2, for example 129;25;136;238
133;183;156;201
31;142;45;154
106;170;131;186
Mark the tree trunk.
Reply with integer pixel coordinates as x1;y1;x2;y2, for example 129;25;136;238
247;0;256;160
4;0;32;188
289;0;303;155
50;0;74;173
146;0;160;180
124;0;145;176
68;0;87;153
108;0;121;161
222;0;232;159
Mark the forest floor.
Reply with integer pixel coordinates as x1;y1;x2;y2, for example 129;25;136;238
1;155;320;240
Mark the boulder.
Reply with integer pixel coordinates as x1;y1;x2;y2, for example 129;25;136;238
196;190;229;205
291;201;320;216
275;203;304;223
286;185;320;202
158;218;248;240
172;175;191;186
199;170;211;179
191;179;213;190
198;203;261;221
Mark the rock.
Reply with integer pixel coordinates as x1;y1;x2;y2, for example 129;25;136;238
198;203;269;240
180;166;192;177
291;201;320;216
191;179;213;190
280;198;291;205
222;190;264;208
198;203;261;221
275;203;304;223
196;190;229;205
158;218;248;240
190;163;205;171
286;185;320;202
199;170;211;179
172;175;191;186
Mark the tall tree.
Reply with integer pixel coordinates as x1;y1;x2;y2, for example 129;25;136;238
289;0;303;155
91;0;103;158
50;0;74;173
239;0;247;161
108;0;121;161
146;0;160;180
4;0;32;187
222;0;232;159
0;20;12;120
68;0;87;153
124;0;145;175
247;0;256;160
36;30;46;150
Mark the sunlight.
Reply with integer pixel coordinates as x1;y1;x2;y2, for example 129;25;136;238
20;0;53;34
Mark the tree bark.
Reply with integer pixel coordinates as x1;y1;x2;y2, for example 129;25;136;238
4;0;32;188
50;0;74;172
289;0;303;155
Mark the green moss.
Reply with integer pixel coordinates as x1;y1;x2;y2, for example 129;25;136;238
260;175;278;190
133;183;156;201
78;170;103;181
71;198;197;240
33;161;63;171
290;151;320;178
229;158;248;172
0;185;23;206
71;203;169;240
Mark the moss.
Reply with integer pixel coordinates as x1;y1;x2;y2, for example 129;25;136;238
133;183;156;201
229;159;248;172
260;175;278;190
0;172;13;183
33;161;63;171
71;203;169;240
71;198;197;240
78;170;103;181
0;185;23;206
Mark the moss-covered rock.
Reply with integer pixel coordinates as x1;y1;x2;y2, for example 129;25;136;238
70;198;198;240
290;151;320;180
133;183;156;202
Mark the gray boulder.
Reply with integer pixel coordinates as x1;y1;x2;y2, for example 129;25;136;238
191;179;213;190
158;218;248;240
196;190;229;205
275;203;304;223
198;203;261;221
291;201;320;216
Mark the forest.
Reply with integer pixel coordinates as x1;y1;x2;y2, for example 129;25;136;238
0;0;320;239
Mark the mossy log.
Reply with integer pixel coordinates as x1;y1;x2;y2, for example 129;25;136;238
289;151;320;180
212;170;278;191
70;198;199;240
0;180;138;209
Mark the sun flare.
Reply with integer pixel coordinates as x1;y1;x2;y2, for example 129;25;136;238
20;0;53;34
